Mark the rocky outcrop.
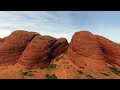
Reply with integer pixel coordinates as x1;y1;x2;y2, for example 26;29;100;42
51;38;69;58
18;36;69;70
0;30;39;65
67;31;109;72
18;35;57;69
0;30;69;70
95;35;120;69
1;29;120;72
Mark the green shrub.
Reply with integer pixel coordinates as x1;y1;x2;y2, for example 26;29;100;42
26;71;35;77
47;64;57;70
77;70;83;74
46;74;57;79
110;67;117;71
86;75;95;79
109;67;120;76
74;75;80;79
20;70;35;78
39;64;57;70
100;73;110;76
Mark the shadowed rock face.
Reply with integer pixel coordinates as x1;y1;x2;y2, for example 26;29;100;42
18;35;57;69
67;31;109;72
95;35;120;69
0;30;40;65
51;38;69;58
18;36;69;70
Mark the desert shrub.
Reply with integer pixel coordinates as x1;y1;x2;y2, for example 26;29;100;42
39;64;57;70
109;67;120;76
20;70;35;78
100;73;110;76
46;74;57;79
74;74;80;79
56;55;65;62
26;71;35;77
47;64;57;70
86;75;95;79
77;70;83;74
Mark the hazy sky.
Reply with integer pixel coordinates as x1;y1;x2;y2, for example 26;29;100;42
0;11;120;42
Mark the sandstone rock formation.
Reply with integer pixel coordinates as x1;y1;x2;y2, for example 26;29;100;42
0;30;69;70
67;31;110;72
18;35;57;69
0;30;40;65
95;35;120;69
18;36;69;70
51;38;69;58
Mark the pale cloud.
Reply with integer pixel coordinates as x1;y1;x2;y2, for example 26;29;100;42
0;11;78;42
0;11;120;43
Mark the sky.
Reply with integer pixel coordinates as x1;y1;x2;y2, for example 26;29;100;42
0;11;120;42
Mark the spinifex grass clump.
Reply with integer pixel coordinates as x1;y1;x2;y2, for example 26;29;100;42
39;64;57;70
100;72;110;76
46;74;57;79
19;70;35;79
86;75;95;79
109;67;120;76
77;70;83;74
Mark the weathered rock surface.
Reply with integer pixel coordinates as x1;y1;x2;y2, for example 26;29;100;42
51;38;69;58
18;36;69;70
67;31;109;72
0;30;39;65
95;35;120;69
